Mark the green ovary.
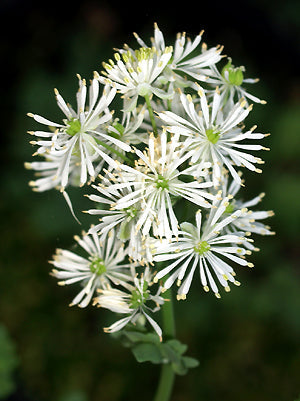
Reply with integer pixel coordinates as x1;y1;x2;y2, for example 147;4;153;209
206;129;220;144
66;118;81;136
228;68;244;86
194;240;210;255
224;202;235;214
124;206;138;219
221;59;244;86
130;282;149;309
89;257;106;276
156;174;169;190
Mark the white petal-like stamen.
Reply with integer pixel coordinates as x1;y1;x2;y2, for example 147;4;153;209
154;200;253;298
50;229;131;307
26;77;122;191
96;267;164;339
159;89;267;186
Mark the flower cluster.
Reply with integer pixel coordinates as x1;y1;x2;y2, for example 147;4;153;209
26;24;274;339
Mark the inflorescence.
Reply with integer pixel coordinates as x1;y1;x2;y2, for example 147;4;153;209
26;23;274;339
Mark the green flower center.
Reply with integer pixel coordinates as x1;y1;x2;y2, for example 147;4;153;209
130;282;149;309
124;206;138;219
194;240;210;255
66;118;81;136
156;174;169;190
206;129;220;144
89;257;106;276
221;59;244;86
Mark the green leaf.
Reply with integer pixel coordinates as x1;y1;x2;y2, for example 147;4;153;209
182;356;200;369
162;343;181;365
166;339;188;355
124;331;160;345
112;327;199;375
171;361;188;376
132;343;163;364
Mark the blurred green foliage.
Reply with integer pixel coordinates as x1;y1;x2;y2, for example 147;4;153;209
57;391;87;401
0;325;19;398
0;1;299;401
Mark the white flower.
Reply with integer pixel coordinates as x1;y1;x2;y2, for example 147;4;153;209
207;58;266;109
27;74;131;191
86;169;140;238
106;131;213;240
153;198;254;299
86;168;166;264
159;87;269;186
134;23;223;89
49;229;131;308
94;267;164;339
101;46;173;111
218;175;275;249
85;168;151;263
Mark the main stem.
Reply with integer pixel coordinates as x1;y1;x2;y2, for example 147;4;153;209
153;287;176;401
147;102;175;401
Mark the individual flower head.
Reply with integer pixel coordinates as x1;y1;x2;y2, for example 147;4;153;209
153;195;254;300
94;266;164;339
133;23;223;90
49;229;132;308
207;58;266;110
159;87;269;186
27;73;131;191
106;130;213;240
216;173;275;249
100;45;173;111
86;171;161;265
85;169;151;263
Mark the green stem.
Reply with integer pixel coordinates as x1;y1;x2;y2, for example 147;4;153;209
94;138;132;164
153;287;176;401
144;94;158;137
161;287;176;338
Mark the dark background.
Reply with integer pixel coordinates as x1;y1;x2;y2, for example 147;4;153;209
0;0;299;400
